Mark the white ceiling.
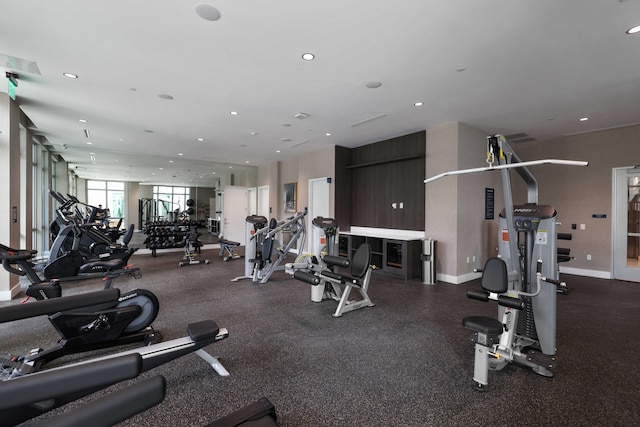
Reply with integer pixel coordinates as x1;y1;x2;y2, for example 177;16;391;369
1;1;639;188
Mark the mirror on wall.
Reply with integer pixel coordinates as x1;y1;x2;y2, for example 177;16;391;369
284;182;297;213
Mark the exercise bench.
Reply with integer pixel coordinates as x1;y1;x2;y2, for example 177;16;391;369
218;239;241;262
293;243;375;317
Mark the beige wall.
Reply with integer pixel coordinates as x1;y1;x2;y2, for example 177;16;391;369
257;146;335;252
258;146;335;219
425;122;503;283
511;124;640;275
0;94;29;298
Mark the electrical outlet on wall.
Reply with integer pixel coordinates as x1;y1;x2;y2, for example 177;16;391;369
587;254;592;260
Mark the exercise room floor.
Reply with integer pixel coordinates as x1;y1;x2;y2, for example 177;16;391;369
1;237;639;426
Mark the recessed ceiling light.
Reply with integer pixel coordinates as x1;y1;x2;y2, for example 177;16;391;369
245;160;250;164
169;160;174;163
230;111;238;115
86;141;93;145
63;72;78;79
78;118;87;123
414;102;424;107
302;53;315;61
178;153;183;156
579;117;589;122
626;25;640;34
325;133;332;136
197;138;204;141
195;4;221;21
276;150;281;153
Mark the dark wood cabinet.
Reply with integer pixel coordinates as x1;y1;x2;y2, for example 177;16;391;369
339;234;422;281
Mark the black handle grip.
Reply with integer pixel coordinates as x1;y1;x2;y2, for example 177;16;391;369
498;295;524;310
323;255;350;268
466;289;489;302
293;270;320;285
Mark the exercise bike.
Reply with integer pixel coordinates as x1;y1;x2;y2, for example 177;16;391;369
1;242;140;299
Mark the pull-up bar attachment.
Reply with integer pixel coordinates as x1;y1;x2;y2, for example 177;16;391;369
424;159;589;184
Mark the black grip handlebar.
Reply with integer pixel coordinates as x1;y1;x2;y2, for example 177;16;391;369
498;295;525;310
466;289;489;302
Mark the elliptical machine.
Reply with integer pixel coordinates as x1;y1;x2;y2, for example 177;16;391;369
48;191;135;262
41;223;137;281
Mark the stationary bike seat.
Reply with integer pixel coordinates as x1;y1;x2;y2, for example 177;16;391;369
78;258;125;274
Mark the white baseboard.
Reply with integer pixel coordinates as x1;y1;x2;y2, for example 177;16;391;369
437;271;481;284
0;282;23;301
438;267;612;284
559;266;612;279
133;243;220;256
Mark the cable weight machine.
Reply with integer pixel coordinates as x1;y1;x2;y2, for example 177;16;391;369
425;134;588;386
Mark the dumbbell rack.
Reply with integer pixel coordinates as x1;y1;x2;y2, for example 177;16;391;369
143;221;194;257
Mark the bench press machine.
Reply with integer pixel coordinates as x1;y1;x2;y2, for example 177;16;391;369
232;212;307;284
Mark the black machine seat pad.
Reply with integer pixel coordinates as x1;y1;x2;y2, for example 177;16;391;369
480;257;508;294
350;243;372;278
219;239;241;246
462;315;503;336
78;258;125;273
187;319;220;341
121;224;135;245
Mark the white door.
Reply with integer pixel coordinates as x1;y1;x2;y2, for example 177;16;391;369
612;167;640;282
248;187;257;215
258;185;269;218
222;186;248;244
308;178;331;252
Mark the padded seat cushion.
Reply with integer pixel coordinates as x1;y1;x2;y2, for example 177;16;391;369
462;315;503;336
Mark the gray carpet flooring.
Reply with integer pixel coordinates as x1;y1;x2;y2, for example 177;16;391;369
1;232;640;426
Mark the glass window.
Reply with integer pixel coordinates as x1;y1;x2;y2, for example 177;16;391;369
87;180;125;222
152;185;191;221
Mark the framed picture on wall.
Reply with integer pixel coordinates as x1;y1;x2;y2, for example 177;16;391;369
284;182;297;213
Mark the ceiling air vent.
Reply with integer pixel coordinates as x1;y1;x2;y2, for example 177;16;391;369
504;133;536;143
293;112;309;119
349;114;387;127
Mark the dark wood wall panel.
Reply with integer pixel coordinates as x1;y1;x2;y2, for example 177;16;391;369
334;145;352;227
335;131;425;231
